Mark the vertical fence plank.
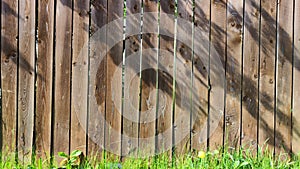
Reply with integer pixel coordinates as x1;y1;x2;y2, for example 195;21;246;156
53;0;72;158
158;0;175;156
209;0;226;150
191;0;210;152
122;0;141;157
1;0;18;152
105;0;123;158
241;0;260;150
18;0;36;161
140;0;158;156
259;0;276;152
225;0;243;149
87;0;107;157
275;0;293;154
175;0;194;154
293;0;300;154
35;0;54;159
71;0;90;154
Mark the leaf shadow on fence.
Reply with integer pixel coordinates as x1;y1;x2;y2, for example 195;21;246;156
1;1;19;19
1;0;298;155
69;0;299;154
0;1;44;152
131;0;297;153
1;36;45;82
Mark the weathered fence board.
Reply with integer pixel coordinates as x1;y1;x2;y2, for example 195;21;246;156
105;0;123;158
241;0;260;150
87;0;107;157
259;0;276;152
70;0;90;154
18;0;36;162
293;0;300;154
191;0;210;152
175;0;193;154
122;0;141;158
35;0;54;159
225;0;243;149
139;0;158;156
275;0;293;154
1;0;18;152
53;0;72;158
209;0;226;150
158;0;176;156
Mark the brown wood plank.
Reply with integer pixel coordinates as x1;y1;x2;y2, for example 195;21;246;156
157;0;175;156
139;0;158;157
225;0;243;149
87;0;107;158
1;0;18;152
35;0;54;159
53;0;72;159
241;0;260;150
275;0;293;154
70;0;90;154
105;0;123;158
174;0;194;155
18;0;36;162
259;0;276;153
293;0;300;154
209;0;226;150
191;0;210;152
122;0;141;157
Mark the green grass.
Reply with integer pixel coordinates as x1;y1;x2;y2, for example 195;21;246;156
1;146;300;169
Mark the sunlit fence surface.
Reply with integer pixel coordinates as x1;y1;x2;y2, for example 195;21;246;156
1;0;300;161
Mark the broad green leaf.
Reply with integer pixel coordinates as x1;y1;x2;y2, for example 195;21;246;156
240;161;249;167
58;152;69;158
70;150;83;157
69;157;77;164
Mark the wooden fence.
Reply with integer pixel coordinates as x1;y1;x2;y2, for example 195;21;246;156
1;0;300;160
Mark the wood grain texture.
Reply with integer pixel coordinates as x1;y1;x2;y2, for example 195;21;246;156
1;0;300;157
122;0;141;157
158;0;175;156
35;0;54;159
53;0;72;158
139;59;157;156
139;0;158;156
275;0;293;154
241;0;260;150
71;0;90;154
225;0;243;149
18;0;36;162
259;0;276;152
175;0;194;155
209;0;226;150
191;0;210;152
87;0;107;158
105;0;123;158
1;0;18;152
293;0;300;154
